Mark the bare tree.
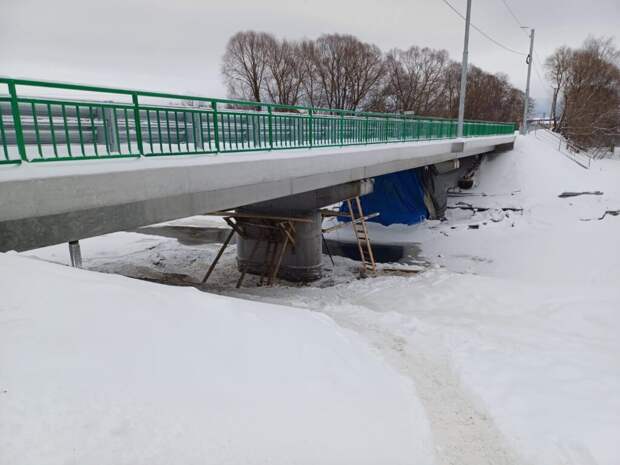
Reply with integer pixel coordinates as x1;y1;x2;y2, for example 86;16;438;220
437;63;525;123
545;46;572;130
222;31;276;102
441;61;462;117
264;39;304;106
545;36;620;148
220;30;526;126
384;46;450;114
303;34;384;110
297;39;325;107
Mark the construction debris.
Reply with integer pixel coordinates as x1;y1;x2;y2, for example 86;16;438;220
446;201;523;213
558;191;603;198
580;210;620;221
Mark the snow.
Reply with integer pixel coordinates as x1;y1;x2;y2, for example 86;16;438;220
4;131;620;464
328;130;620;286
319;133;619;464
0;253;435;465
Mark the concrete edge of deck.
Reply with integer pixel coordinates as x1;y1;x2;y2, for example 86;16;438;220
0;134;515;251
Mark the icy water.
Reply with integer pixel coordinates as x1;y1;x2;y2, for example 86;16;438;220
140;224;424;266
323;239;424;265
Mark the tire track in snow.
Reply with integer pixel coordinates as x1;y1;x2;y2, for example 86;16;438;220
233;284;525;465
314;303;525;465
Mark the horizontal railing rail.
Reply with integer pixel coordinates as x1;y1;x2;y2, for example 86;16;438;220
0;77;516;165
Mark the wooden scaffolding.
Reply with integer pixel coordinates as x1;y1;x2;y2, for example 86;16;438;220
201;211;311;288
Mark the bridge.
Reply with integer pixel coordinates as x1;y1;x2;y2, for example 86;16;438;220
0;78;516;279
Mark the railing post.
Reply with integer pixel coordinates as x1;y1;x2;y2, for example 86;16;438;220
308;109;313;148
211;101;220;153
132;94;144;156
8;81;27;162
385;117;389;142
364;115;369;144
192;112;204;151
339;111;344;146
268;106;273;149
103;107;120;153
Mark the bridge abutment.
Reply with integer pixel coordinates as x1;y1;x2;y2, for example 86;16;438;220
422;156;481;218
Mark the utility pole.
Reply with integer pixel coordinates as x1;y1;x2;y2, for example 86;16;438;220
457;0;472;138
521;28;535;135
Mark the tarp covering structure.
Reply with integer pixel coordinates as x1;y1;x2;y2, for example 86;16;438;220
341;168;428;226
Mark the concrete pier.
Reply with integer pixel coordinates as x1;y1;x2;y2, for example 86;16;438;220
236;210;323;282
236;180;373;281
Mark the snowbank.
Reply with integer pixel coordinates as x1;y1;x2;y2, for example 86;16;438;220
235;132;620;464
13;131;620;464
0;253;435;465
313;271;620;465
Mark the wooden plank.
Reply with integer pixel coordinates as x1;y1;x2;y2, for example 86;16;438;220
269;235;290;286
321;212;379;233
319;209;351;217
200;228;235;284
209;211;313;223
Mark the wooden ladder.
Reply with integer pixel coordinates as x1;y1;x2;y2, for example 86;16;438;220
346;197;376;273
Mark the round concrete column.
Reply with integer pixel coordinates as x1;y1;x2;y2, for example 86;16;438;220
236;210;323;282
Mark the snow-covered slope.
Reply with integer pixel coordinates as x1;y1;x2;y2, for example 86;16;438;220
0;253;435;465
261;132;620;465
328;131;620;286
414;131;620;285
7;132;620;465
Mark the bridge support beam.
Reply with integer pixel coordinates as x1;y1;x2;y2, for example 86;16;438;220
236;180;373;282
68;240;82;268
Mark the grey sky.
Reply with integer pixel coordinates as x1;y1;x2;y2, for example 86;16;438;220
2;0;619;112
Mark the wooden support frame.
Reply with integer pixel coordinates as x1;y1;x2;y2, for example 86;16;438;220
209;210;313;223
201;213;300;288
200;228;235;284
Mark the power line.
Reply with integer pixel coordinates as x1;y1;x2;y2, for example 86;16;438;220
533;52;546;72
497;0;552;96
533;52;554;94
443;0;552;109
440;0;527;56
499;0;528;35
533;62;551;95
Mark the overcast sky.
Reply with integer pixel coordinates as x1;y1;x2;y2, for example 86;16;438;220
2;0;619;113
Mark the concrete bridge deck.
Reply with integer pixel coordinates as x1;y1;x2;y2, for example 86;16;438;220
0;134;514;252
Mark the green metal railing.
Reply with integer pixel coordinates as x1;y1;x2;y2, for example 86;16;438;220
0;77;516;165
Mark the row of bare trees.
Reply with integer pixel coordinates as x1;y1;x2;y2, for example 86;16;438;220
222;31;526;123
545;36;620;148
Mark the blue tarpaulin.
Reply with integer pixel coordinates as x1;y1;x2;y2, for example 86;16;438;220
341;168;428;226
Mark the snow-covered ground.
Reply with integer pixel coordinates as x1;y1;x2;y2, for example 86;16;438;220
3;131;619;464
0;253;434;465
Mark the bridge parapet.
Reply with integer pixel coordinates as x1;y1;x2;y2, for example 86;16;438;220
0;77;516;165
